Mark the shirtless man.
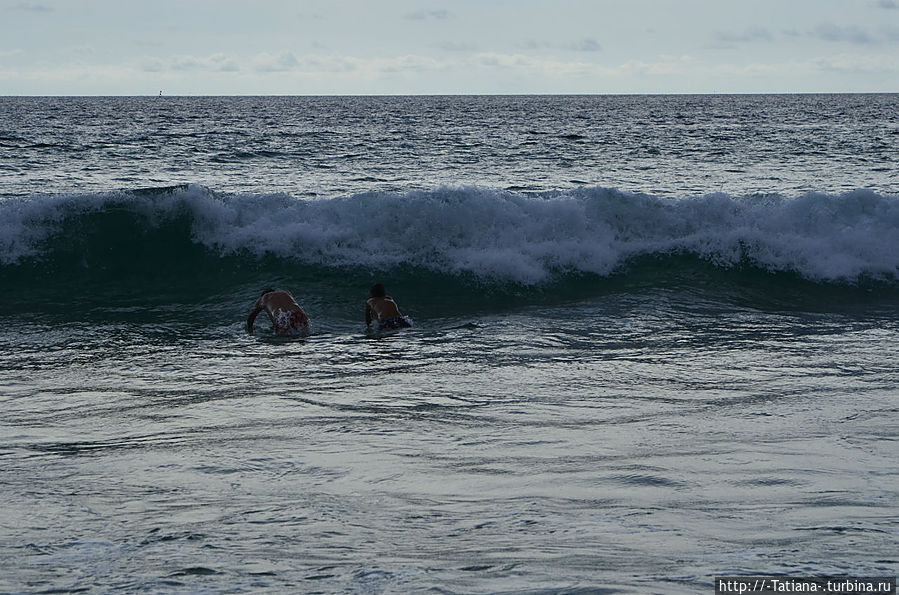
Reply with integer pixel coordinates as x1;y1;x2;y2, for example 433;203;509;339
365;283;411;330
246;289;310;335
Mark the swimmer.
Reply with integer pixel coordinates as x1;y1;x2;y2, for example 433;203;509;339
365;283;411;330
246;288;310;335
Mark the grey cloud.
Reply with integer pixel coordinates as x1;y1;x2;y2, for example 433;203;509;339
254;52;300;72
715;26;774;44
875;0;897;8
214;59;239;72
167;54;240;72
302;56;358;73
518;39;602;52
570;38;602;52
379;56;446;74
435;41;478;52
69;46;95;59
9;3;54;12
813;54;898;73
140;58;166;73
814;23;876;44
167;57;195;71
135;39;166;49
479;55;501;67
519;40;552;50
405;9;451;21
251;53;362;74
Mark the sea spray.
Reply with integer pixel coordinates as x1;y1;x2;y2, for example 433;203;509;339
2;185;897;286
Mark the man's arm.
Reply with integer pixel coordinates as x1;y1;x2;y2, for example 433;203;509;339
247;301;264;333
365;301;373;326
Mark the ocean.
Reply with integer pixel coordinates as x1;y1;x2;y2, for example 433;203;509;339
0;95;897;594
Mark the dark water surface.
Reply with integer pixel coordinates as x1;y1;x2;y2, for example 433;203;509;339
0;95;897;593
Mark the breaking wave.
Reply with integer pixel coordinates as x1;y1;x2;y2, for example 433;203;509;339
2;184;897;286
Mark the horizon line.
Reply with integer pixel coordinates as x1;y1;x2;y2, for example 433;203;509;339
3;91;898;98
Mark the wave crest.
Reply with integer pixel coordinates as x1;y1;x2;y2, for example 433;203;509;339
2;184;898;285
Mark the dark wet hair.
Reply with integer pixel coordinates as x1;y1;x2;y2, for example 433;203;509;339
369;283;386;298
261;288;275;296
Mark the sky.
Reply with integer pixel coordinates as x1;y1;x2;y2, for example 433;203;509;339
1;0;898;95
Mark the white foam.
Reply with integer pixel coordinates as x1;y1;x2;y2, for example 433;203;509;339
2;185;898;284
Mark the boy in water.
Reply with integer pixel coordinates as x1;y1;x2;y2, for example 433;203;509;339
365;283;411;330
247;288;310;335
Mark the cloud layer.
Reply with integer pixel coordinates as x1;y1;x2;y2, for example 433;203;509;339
1;0;896;94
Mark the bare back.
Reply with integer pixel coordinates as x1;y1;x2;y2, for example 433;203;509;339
259;290;303;316
366;296;402;322
248;290;309;335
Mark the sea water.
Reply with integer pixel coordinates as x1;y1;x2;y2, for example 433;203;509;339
0;95;897;593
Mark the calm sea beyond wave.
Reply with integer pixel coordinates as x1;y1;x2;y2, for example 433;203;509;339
1;95;897;594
